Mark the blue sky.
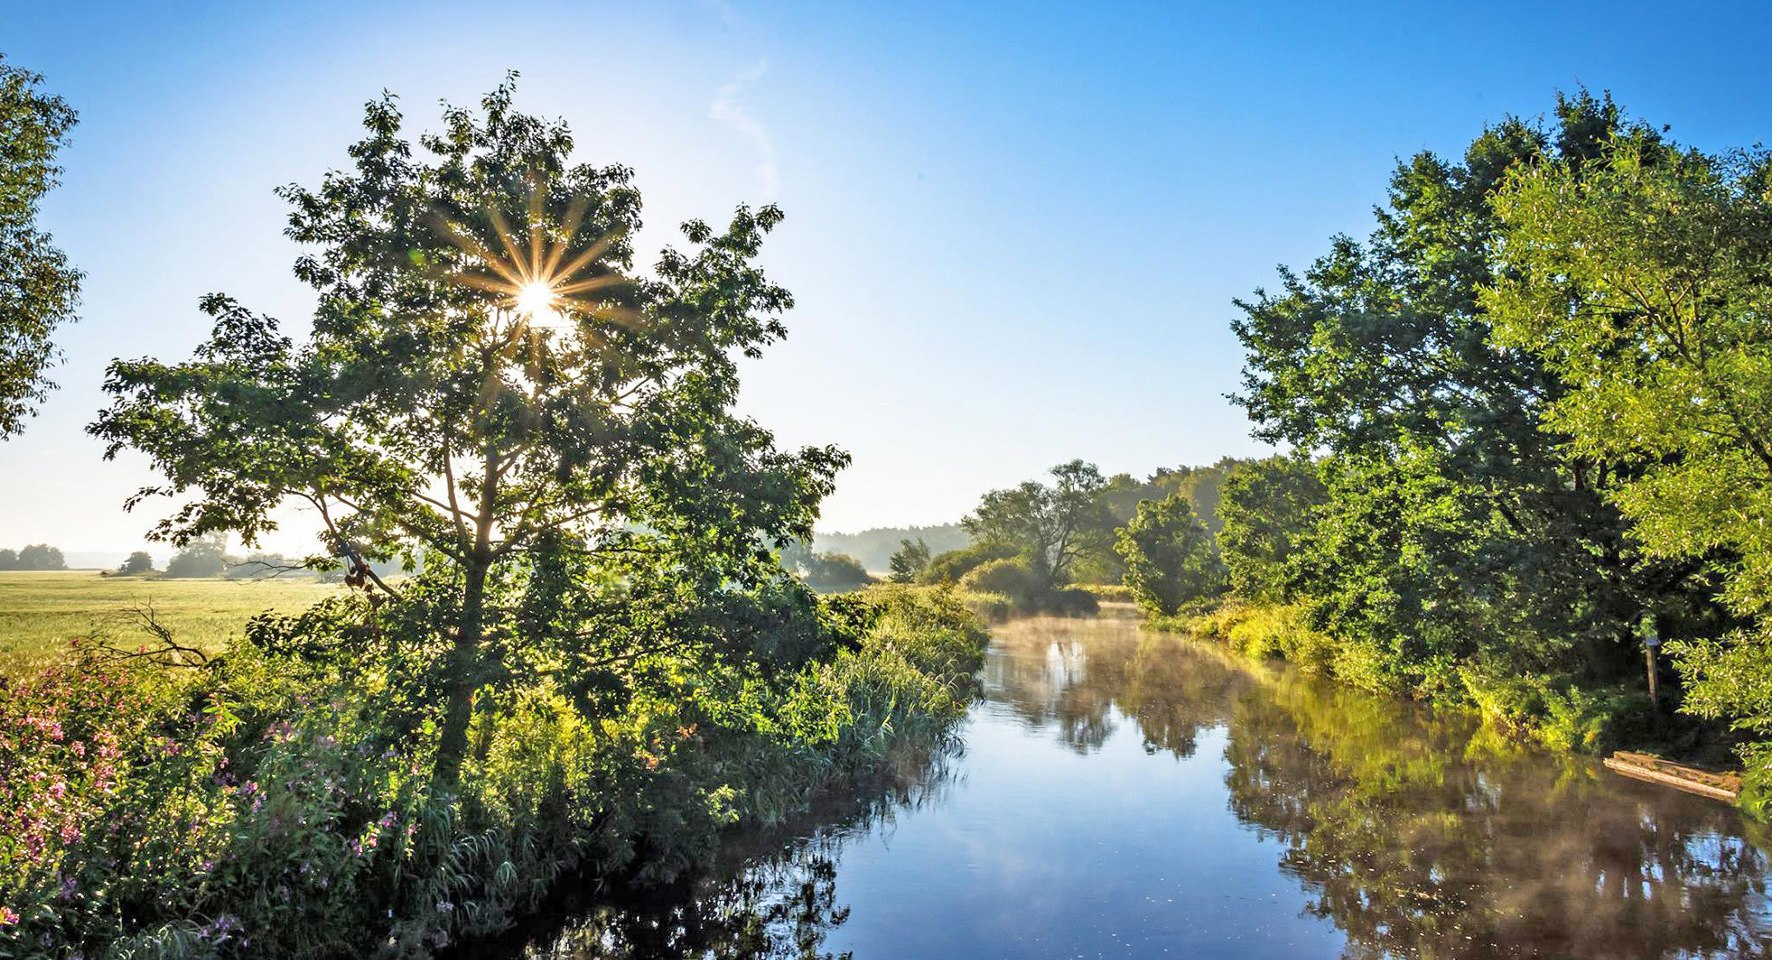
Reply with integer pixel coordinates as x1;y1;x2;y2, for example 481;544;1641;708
5;0;1772;555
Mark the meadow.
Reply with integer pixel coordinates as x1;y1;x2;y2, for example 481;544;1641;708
0;571;339;675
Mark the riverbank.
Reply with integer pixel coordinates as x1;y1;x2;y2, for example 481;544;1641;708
0;587;987;959
1161;599;1753;809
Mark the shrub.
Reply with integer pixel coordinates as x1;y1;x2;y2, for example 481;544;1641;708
1460;665;1650;753
1076;583;1135;604
918;542;1016;585
1182;601;1332;672
960;557;1040;602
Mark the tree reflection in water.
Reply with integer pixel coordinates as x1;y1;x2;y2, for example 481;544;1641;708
491;754;958;960
993;615;1772;959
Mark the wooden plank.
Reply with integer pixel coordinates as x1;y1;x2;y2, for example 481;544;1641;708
1603;752;1740;803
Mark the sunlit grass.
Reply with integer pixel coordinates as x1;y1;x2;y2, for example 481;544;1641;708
0;571;341;676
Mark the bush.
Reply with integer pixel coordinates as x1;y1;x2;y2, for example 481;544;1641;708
1182;601;1333;672
959;557;1040;602
1459;666;1651;753
1076;583;1135;604
918;542;1016;585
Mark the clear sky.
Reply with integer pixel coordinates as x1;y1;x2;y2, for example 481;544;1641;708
5;0;1772;557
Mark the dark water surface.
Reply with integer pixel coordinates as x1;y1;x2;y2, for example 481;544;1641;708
505;612;1772;959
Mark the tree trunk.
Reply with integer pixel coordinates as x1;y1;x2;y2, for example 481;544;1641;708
434;559;487;787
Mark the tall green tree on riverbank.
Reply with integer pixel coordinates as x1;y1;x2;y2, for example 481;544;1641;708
0;53;79;439
1115;494;1223;616
1488;137;1772;796
963;459;1112;592
1231;92;1707;698
90;79;847;784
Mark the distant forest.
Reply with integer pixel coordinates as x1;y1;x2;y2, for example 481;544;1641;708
813;525;970;572
814;459;1246;573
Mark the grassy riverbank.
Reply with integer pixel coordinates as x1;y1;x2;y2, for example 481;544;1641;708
1165;600;1742;786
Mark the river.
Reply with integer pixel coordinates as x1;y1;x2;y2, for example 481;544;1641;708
492;610;1772;959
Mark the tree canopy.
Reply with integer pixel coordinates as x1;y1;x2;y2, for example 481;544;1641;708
1114;494;1224;616
90;79;848;783
1487;134;1772;796
962;460;1111;592
1230;92;1703;696
0;53;79;439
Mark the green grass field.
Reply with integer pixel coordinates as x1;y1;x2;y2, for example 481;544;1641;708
0;571;342;675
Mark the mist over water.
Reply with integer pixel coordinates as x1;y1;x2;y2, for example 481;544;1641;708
498;612;1772;959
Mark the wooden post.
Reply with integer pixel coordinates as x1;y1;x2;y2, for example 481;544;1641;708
1641;615;1661;710
1645;643;1659;708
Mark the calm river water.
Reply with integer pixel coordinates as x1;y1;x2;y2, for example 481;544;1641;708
497;611;1772;959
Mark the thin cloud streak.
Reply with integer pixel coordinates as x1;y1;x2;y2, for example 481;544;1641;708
710;59;780;199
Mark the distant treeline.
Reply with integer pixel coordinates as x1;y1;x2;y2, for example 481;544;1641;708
812;460;1243;579
0;544;66;570
812;525;970;573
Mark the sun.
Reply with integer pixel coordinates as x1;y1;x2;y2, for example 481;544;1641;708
515;280;558;320
435;181;635;339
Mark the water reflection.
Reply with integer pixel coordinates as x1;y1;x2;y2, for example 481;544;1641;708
994;616;1772;958
503;614;1772;959
483;757;957;960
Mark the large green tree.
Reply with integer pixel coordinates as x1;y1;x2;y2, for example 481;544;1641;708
0;54;79;439
962;459;1111;592
1231;92;1697;696
1114;494;1224;616
91;81;847;784
1487;137;1772;790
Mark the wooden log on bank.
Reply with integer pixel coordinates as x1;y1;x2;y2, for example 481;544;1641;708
1603;751;1741;804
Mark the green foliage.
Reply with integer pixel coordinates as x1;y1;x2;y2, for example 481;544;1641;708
0;543;64;570
962;459;1112;591
1484;118;1772;792
12;78;992;956
1181;601;1335;672
88;80;847;785
959;556;1041;601
780;542;874;593
0;53;80;438
165;535;228;579
1216;456;1324;603
1458;665;1651;754
0;587;986;958
1074;582;1135;604
885;537;930;584
1099;459;1245;531
1114;494;1224;617
917;540;1015;586
1230;91;1703;705
813;525;969;573
118;551;155;576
